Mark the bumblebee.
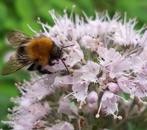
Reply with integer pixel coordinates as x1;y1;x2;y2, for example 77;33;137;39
1;31;69;75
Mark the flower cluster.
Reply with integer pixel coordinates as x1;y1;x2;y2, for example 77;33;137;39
2;10;147;130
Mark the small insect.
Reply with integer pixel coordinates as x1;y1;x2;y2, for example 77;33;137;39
1;31;71;75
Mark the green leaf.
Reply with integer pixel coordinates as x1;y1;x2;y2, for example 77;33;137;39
73;0;95;16
15;0;34;21
49;0;74;11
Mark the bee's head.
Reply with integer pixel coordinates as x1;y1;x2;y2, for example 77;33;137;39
49;43;74;73
50;44;63;60
50;43;74;60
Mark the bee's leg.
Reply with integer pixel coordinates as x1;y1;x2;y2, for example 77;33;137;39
27;63;36;71
61;59;70;74
37;65;53;74
48;60;55;66
38;69;53;74
60;70;69;75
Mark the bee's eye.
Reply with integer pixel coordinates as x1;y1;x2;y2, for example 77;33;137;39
57;49;63;58
60;49;63;57
35;58;39;62
51;46;63;59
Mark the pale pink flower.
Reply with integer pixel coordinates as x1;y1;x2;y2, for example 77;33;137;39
118;76;147;97
73;61;100;83
63;42;84;67
96;91;120;118
58;97;78;116
71;61;100;103
80;35;101;51
3;102;50;130
140;30;147;47
110;19;141;45
98;47;130;78
53;75;73;87
72;81;89;103
117;76;136;95
16;74;56;100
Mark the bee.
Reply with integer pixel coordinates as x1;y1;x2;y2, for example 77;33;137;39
1;31;70;75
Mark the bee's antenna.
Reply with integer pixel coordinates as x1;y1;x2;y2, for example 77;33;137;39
60;44;74;74
61;44;74;53
61;59;70;74
61;44;74;49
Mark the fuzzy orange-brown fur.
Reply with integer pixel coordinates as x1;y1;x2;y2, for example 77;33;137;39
26;37;53;65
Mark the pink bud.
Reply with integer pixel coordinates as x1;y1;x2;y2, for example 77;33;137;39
107;82;119;93
87;91;98;104
86;91;98;113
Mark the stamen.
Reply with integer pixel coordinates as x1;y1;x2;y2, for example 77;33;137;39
95;101;102;118
113;114;122;120
27;24;37;34
64;92;75;99
79;101;86;109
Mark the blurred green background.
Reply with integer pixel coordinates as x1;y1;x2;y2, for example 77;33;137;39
0;0;147;129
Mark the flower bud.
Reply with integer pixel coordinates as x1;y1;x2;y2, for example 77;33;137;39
107;82;119;93
87;91;98;104
86;91;98;113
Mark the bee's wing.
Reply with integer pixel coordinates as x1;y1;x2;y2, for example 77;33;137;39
1;56;30;75
6;31;31;47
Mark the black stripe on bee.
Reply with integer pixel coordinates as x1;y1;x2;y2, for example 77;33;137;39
16;46;29;64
